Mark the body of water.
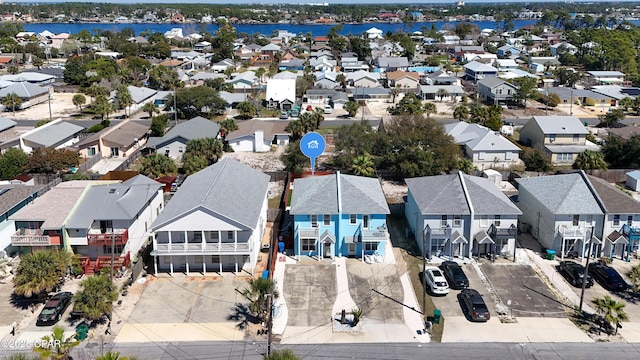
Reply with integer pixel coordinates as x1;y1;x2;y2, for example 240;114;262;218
21;20;543;37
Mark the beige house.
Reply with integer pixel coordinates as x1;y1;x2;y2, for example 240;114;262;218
386;71;420;90
519;116;599;165
76;120;150;159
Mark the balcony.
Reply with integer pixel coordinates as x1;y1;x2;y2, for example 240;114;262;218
489;224;517;240
622;224;640;241
87;229;128;246
299;228;319;239
361;229;387;243
11;229;51;246
154;241;251;255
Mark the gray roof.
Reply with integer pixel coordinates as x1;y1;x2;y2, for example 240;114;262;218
66;176;162;229
22;121;84;147
530;116;589;135
0;185;39;217
10;181;112;230
0;82;49;99
464;61;497;72
463;175;522;216
0;116;16;132
377;57;409;68
587;175;640;215
405;174;471;215
419;85;464;94
516;173;603;215
147;116;220;149
290;173;389;215
477;77;515;89
151;158;269;231
109;86;157;104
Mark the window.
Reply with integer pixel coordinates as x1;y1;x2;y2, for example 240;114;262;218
210;231;220;242
478;152;486;160
211;255;220;263
110;147;119;157
100;220;113;233
311;215;318;228
628;216;634;226
364;242;378;252
363;215;370;229
323;214;331;226
441;215;448;228
193;232;202;242
87;147;96;156
494;215;501;227
348;243;356;253
103;244;124;254
549;134;556;142
613;215;620;226
178;147;184;154
558;153;574;162
573;215;580;226
349;214;357;225
145;222;148;232
194;256;203;264
573;134;579;143
227;231;234;241
479;215;488;228
453;215;462;227
302;238;316;252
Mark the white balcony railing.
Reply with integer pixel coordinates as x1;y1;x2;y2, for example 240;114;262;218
155;241;251;254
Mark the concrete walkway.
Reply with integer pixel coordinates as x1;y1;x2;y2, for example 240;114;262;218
331;257;357;316
272;254;297;336
400;272;431;343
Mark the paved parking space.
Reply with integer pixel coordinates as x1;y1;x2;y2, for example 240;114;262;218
283;263;336;327
431;263;497;319
346;261;404;323
482;264;567;318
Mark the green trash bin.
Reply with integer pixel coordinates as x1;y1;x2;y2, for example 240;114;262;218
433;309;442;325
546;250;556;260
76;323;89;341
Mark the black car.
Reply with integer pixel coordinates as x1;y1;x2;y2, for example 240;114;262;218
587;262;629;292
558;261;594;288
458;288;490;322
439;261;469;290
36;292;72;326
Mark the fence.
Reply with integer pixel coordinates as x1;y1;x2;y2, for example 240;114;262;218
36;177;62;196
113;150;142;172
77;154;102;174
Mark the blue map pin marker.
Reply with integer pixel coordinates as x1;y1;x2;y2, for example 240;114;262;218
299;132;326;175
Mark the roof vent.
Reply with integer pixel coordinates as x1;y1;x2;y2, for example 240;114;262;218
561;127;566;130
109;188;116;194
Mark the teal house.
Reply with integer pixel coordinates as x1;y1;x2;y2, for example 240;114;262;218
289;172;390;261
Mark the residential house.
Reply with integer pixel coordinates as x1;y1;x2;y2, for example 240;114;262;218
587;71;626;85
550;42;577;57
0;82;50;110
386;71;421;90
516;173;604;260
529;57;561;74
144;116;220;160
365;27;383;39
109;85;157;113
218;91;248;110
405;172;522;261
444;122;521;170
0;117;16;143
496;45;520;58
150;158;270;275
225;71;257;90
278;59;305;71
50;33;70;49
376;57;410;72
417;85;464;101
587;175;640;260
9;181;112;254
265;79;296;110
194;41;212;52
290;172;390;260
347;71;381;88
351;87;390;100
272;71;299;80
0;185;40;257
211;59;234;73
310;57;337;73
627;170;640;192
190;72;225;86
0;73;57;85
464;61;498;82
477;77;518;105
260;43;281;56
75;120;150;159
65;175;163;274
547;87;616;113
518;116;597;165
1;118;84;154
493;59;519;71
314;71;340;89
226;119;290;152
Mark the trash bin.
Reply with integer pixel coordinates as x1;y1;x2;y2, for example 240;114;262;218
262;270;269;279
546;249;556;260
433;309;442;325
76;323;89;341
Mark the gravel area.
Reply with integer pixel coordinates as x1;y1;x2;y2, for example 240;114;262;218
221;146;285;172
381;180;407;204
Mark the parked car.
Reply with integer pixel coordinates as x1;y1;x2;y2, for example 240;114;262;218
424;266;449;295
558;261;593;288
279;111;289;119
323;104;332;114
587;262;629;292
439;261;469;290
458;288;490;322
36;292;73;326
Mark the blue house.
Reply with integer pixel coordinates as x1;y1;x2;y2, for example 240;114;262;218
289;172;390;261
496;45;520;58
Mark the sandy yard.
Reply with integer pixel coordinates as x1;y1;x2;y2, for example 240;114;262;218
7;92;83;120
221;146;285;172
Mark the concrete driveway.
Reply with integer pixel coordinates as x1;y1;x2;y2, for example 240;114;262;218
282;263;336;327
482;264;567;318
346;261;404;323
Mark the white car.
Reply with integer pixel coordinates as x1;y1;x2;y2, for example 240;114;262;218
424;266;450;295
323;105;332;114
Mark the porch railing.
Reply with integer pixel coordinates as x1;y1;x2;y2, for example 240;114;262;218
154;241;251;253
11;229;51;246
87;229;129;246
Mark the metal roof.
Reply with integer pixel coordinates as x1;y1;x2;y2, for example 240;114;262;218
530;116;589;135
22;121;84;147
0;116;16;132
0;82;49;98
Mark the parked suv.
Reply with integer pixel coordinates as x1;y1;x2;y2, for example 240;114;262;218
458;288;490;322
439;261;469;290
37;292;73;326
558;261;593;288
424;266;449;295
587;262;629;292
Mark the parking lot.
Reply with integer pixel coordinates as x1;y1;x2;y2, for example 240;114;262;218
282;263;337;327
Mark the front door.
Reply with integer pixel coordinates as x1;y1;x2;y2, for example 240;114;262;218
348;243;356;257
323;242;332;258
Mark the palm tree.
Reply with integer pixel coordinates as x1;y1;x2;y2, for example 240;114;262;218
72;94;86;113
218;118;238;143
628;264;640;292
141;102;159;118
285;120;304;140
2;92;22;116
572;150;607;170
264;349;301;360
139;153;178;178
73;275;118;321
115;85;133;118
255;67;266;84
184;138;223;165
592;295;629;335
436;88;449;102
423;102;437;118
352;154;375;177
13;250;67;298
453;105;469;122
335;73;347;89
33;326;80;360
241;278;278;322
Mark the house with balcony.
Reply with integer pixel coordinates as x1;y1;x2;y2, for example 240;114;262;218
444;122;521;170
516;172;604;260
64;175;163;275
405;172;522;262
9;180;113;254
463;61;498;82
289;172;390;261
477;77;518;105
518;116;598;165
0;185;40;257
150;158;269;275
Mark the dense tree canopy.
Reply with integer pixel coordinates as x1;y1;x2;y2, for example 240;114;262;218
170;86;226;119
0;148;28;180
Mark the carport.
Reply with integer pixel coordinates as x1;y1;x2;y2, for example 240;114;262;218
448;230;468;259
474;230;494;259
605;230;628;259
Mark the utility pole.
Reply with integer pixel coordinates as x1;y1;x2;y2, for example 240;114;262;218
48;91;52;122
570;88;573;116
266;292;273;357
579;229;594;313
422;226;427;325
109;230;115;282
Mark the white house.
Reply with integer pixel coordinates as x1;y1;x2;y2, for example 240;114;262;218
444;122;521;170
226;120;290;152
265;79;296;110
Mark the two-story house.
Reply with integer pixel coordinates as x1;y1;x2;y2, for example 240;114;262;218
64;175;163;274
150;158;269;275
464;61;498;82
477;77;518;105
587;71;626;85
290;172;390;261
0;185;40;257
518;116;598;165
405;172;522;262
444;122;521;170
